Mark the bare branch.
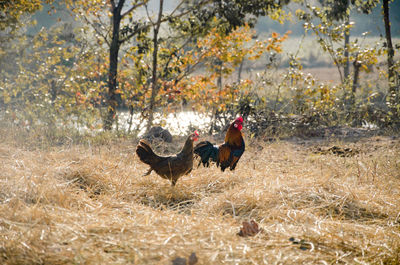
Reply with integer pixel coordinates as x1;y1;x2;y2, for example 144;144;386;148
121;0;211;43
170;0;211;17
161;36;193;76
144;3;154;26
155;0;163;30
169;0;185;17
95;12;112;43
82;15;111;47
121;1;147;18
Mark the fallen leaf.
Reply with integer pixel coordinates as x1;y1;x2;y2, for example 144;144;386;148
237;220;263;237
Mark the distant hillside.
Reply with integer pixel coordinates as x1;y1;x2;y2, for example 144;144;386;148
256;1;400;37
30;1;399;39
28;1;73;35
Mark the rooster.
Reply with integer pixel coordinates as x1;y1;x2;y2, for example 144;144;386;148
135;131;199;186
194;117;245;171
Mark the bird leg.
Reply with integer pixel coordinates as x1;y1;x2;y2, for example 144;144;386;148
171;179;177;186
143;168;152;176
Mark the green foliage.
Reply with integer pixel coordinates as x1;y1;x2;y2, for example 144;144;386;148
297;1;380;81
319;0;379;21
228;45;398;137
1;1;400;139
175;25;289;122
0;0;46;31
0;0;53;71
192;0;291;32
293;1;398;127
0;22;106;131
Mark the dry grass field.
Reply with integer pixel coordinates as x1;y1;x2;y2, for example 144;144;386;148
0;127;399;264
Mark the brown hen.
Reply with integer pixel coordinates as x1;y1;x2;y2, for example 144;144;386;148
136;131;199;186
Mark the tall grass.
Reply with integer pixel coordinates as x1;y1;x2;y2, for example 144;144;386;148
0;126;399;264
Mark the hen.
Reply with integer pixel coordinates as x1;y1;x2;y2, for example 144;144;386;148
194;117;245;171
136;131;199;186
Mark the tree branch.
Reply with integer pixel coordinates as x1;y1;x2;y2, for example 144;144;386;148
120;0;210;43
145;3;155;26
121;1;147;18
169;0;211;17
116;0;125;10
82;15;111;47
109;0;115;9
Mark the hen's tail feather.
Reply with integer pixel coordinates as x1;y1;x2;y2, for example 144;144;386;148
194;141;219;167
138;140;153;153
136;140;160;166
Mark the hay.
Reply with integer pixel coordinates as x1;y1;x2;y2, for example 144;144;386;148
0;135;399;264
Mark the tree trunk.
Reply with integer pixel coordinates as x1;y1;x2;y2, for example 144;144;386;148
343;12;350;81
237;59;244;83
383;0;397;113
104;1;124;131
209;60;223;134
127;105;134;133
342;0;352;116
146;0;164;132
350;58;361;108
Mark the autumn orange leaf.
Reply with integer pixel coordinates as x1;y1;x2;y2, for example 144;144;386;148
237;220;263;237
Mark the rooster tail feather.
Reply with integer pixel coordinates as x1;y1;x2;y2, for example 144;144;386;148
194;141;218;167
136;140;160;166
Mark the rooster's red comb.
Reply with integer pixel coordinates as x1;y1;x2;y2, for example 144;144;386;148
235;116;243;123
194;130;199;136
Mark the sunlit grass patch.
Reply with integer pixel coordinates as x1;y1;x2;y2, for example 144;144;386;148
0;132;399;264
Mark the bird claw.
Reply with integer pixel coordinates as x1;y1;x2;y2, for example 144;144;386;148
143;168;152;176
